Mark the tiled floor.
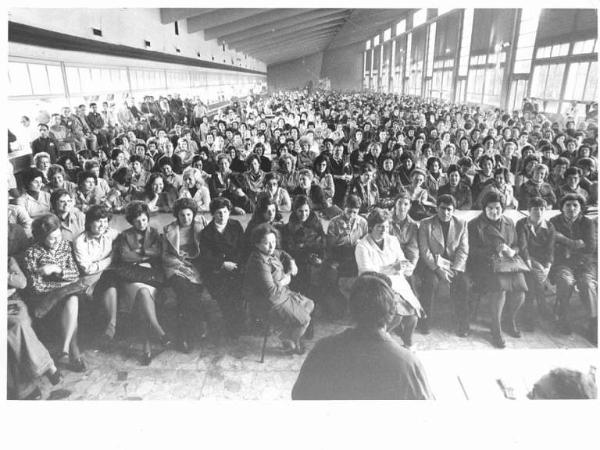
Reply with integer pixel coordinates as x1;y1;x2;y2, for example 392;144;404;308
29;287;596;401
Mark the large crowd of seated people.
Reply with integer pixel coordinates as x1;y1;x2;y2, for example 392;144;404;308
7;90;598;399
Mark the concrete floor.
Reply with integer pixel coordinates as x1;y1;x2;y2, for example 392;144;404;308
27;284;596;401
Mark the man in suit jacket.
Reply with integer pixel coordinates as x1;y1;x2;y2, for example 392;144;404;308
418;194;470;336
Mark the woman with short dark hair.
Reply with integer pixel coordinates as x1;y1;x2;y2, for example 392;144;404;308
17;167;51;218
262;172;291;212
282;195;326;299
467;192;528;348
162;197;208;352
24;214;86;372
244;223;314;354
74;170;103;213
114;201;171;365
50;188;85;242
438;164;473;210
73;205;120;347
141;172;175;213
242;153;266;204
199;197;246;339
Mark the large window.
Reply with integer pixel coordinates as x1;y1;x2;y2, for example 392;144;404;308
563;61;597;102
8;61;65;97
466;49;507;106
530;63;566;113
513;9;541;74
431;59;454;100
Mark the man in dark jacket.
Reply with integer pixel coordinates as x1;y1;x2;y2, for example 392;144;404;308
31;124;59;162
550;193;597;344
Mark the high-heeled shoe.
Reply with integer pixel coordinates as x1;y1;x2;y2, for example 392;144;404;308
45;368;63;386
492;333;506;349
140;351;152;366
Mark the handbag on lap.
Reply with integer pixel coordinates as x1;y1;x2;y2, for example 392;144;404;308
490;254;530;273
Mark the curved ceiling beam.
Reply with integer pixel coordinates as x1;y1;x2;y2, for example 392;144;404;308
159;8;216;25
233;21;345;52
252;35;333;58
246;31;337;55
239;28;337;53
328;9;412;49
221;9;349;45
187;9;270;34
203;9;310;41
227;11;350;47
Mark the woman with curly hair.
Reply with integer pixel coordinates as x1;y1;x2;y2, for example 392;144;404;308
24;214;86;372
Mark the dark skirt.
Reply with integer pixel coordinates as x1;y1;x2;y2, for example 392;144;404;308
476;271;528;293
271;292;314;328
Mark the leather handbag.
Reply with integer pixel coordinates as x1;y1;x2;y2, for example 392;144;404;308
491;254;531;273
113;262;165;287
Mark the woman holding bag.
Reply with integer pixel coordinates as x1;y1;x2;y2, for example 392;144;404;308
114;201;172;365
467;191;529;348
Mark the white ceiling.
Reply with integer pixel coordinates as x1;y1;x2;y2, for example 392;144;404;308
160;8;413;66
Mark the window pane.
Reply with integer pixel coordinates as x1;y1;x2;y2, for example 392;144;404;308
374;35;380;47
545;64;565;99
366;40;371;50
514;60;531;74
65;67;81;94
475;69;485;94
384;28;391;41
100;69;111;90
47;65;64;94
519;32;536;49
550;44;569;57
584;62;597;101
396;20;406;35
530;65;549;97
442;70;453;92
544;101;559;114
573;39;596;55
9;62;32;96
516;47;534;62
564;62;587;100
536;46;549;58
28;64;50;95
80;68;93;90
413;9;427;28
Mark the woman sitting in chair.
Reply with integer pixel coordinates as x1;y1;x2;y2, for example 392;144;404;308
467;191;528;348
244;223;315;355
114;201;172;365
355;208;423;348
24;214;86;372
